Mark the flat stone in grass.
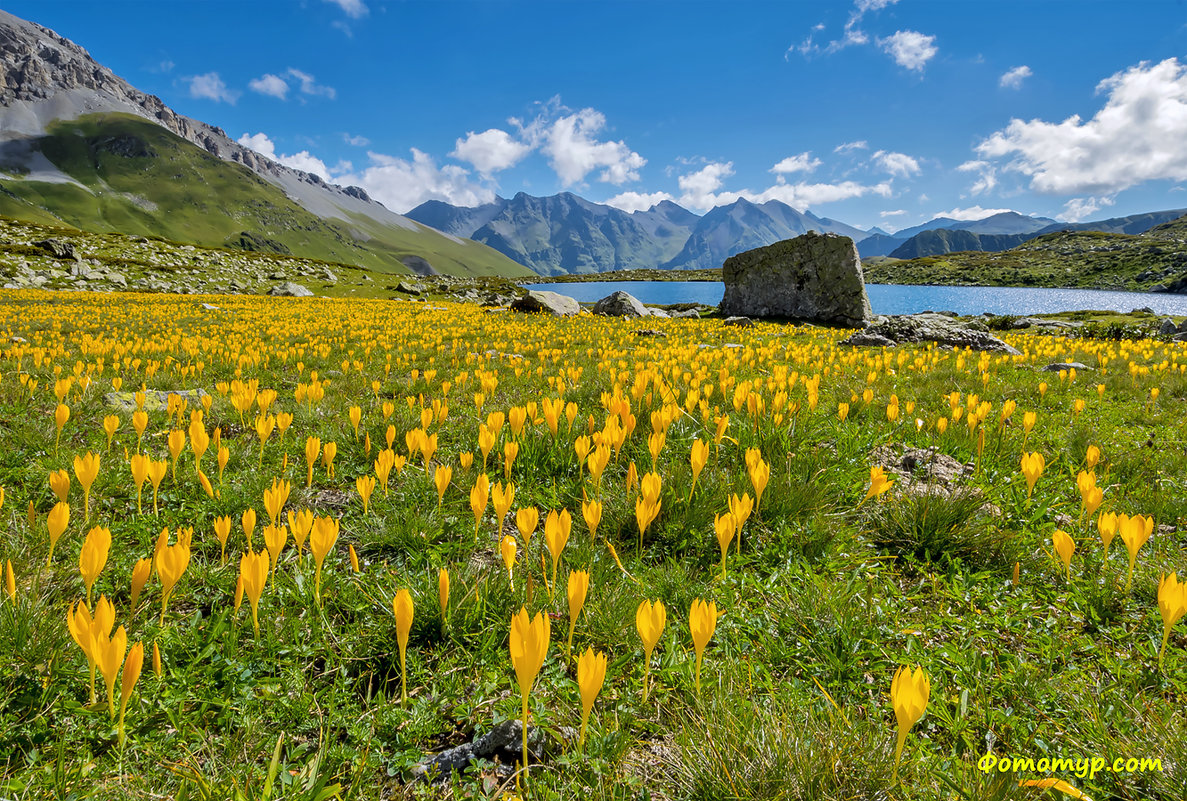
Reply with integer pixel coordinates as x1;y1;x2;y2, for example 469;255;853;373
842;313;1021;354
104;389;210;412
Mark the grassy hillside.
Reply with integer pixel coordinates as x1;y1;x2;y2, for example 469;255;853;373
865;222;1187;291
0;113;531;278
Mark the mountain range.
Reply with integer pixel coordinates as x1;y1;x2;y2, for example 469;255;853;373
406;193;867;275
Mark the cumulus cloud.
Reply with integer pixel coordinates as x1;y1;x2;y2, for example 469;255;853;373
338;150;495;212
676;162;736;210
999;65;1032;89
878;30;937;71
187;72;238;104
343;133;370;147
603;191;676;213
237;132;332;181
248;74;289;100
539;108;646;186
976;57;1187;195
324;0;367;17
934;205;1017;221
871;150;920;177
957;160;997;195
834;140;869;154
668;160;890;212
451;129;534;177
247;69;334;101
771;152;822;174
1062;196;1115;222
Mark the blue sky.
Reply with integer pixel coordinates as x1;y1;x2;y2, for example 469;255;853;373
11;0;1187;230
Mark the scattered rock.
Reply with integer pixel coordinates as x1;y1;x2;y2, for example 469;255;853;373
592;290;648;317
647;308;671;318
1160;317;1178;336
395;281;423;295
104;388;210;412
843;332;897;348
201;303;220;310
842;313;1021;354
1175;332;1187;343
719;232;872;326
1041;362;1091;372
635;329;666;337
411;719;574;783
510;290;580;317
33;238;78;261
267;281;314;297
673;308;701;319
723;316;753;327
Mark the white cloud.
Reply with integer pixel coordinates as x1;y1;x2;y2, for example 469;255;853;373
771;152;822;174
451;129;533;177
187;72;238;104
540;108;646;186
880;209;907;217
871;149;920;177
934;205;1016;221
671;160;890;212
676;161;735;210
957;159;997;195
999;65;1033;89
834;140;869;154
338;149;494;212
286;68;336;99
324;0;367;17
343;133;370;147
248;73;288;100
977;57;1187;195
1061;196;1115;222
878;30;937;71
237;132;333;181
603;191;676;213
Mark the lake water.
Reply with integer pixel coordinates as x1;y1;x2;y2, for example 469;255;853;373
523;281;1187;316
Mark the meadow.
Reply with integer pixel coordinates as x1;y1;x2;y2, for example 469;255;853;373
0;288;1184;801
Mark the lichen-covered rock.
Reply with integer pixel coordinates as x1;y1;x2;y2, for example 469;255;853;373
841;313;1021;354
511;289;580;317
719;232;872;326
592;290;647;317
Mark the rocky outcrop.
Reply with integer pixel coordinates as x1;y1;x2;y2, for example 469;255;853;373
841;313;1021;354
510;289;580;317
592;290;647;317
718;232;872;326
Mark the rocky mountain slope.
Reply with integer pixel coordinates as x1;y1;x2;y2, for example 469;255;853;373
0;9;528;277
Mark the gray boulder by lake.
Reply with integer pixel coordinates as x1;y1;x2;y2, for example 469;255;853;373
718;232;872;326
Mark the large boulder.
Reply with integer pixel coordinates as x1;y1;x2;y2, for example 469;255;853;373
841;313;1021;354
719;232;872;327
592;290;648;317
511;290;580;317
268;281;314;297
